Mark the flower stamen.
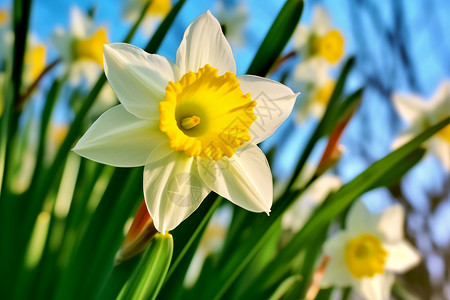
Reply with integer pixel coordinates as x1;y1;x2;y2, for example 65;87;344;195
181;116;201;130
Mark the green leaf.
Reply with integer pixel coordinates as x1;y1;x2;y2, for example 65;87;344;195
247;0;304;76
118;233;173;300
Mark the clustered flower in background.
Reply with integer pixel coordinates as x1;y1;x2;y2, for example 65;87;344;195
0;1;448;299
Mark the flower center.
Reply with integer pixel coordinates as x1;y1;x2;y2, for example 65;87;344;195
312;30;344;64
73;28;108;66
159;64;256;160
24;45;46;83
316;80;336;106
345;233;387;278
436;124;450;144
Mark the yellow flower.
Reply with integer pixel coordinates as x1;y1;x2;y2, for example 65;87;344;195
74;12;299;232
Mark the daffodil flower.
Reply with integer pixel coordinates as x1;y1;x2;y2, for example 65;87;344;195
52;6;108;85
321;201;420;300
392;81;450;171
74;12;298;232
293;6;344;65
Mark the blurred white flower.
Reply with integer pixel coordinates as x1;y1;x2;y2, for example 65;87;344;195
321;201;421;300
292;57;335;123
52;6;108;85
216;1;248;47
392;80;450;171
293;6;344;65
123;0;171;38
282;173;341;232
74;12;298;232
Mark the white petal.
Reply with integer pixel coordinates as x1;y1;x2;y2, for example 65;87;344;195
346;200;378;237
429;80;450;115
293;57;329;87
51;27;73;63
238;75;298;144
103;43;181;120
176;11;236;75
197;144;272;213
73;105;165;167
354;274;394;300
392;93;428;125
321;231;353;288
311;6;332;36
70;6;90;37
293;25;310;52
144;153;210;233
375;204;405;242
146;140;175;164
384;241;421;273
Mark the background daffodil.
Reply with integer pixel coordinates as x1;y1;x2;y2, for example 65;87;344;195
320;201;421;300
74;11;298;233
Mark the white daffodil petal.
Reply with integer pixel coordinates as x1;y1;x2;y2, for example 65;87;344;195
103;43;181;120
51;28;72;63
321;231;353;288
311;6;332;36
375;204;404;242
176;11;236;75
197;144;272;213
144;153;210;233
70;6;90;37
145;140;175;164
392;93;428;125
73;105;164;167
355;273;394;300
429;80;450;117
346;200;379;237
384;241;421;273
238;75;298;144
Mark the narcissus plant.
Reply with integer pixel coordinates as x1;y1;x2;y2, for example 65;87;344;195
74;11;298;233
320;201;420;300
